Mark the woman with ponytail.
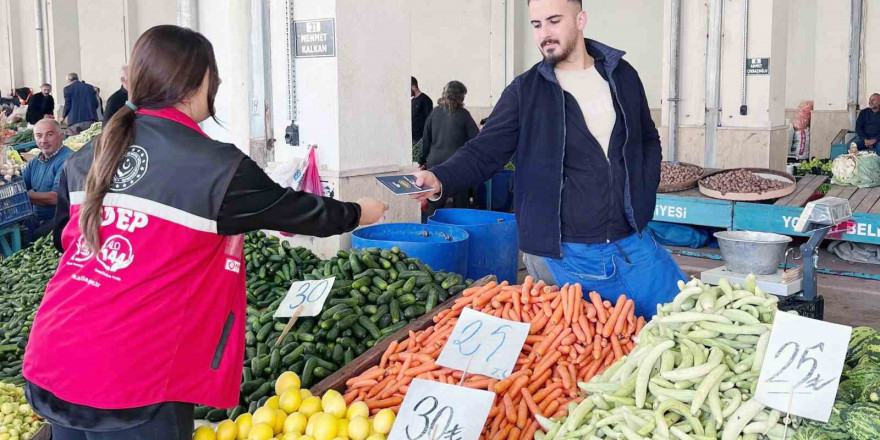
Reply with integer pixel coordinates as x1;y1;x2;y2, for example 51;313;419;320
22;25;387;439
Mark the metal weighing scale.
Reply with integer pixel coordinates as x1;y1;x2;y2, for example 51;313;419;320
701;197;854;302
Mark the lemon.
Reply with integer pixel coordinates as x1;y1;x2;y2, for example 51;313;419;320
266;396;281;410
247;423;274;440
336;418;349;439
320;391;346;418
313;413;339;440
371;409;395;435
365;434;386;440
279;389;303;414
300;389;313;400
299;436;316;440
253;407;277;429
306;412;323;437
279;434;300;440
236;413;254;440
274;409;289;434
346;402;369;420
299;396;323;418
347;417;370;440
284;412;308;434
276;372;302;396
193;426;216;440
216;420;237;440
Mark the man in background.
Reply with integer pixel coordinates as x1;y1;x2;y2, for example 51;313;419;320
411;76;433;164
23;119;74;241
62;73;98;135
103;65;130;124
856;93;880;150
25;84;55;125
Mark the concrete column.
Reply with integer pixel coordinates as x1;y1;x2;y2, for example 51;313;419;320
660;0;709;165
714;0;790;171
269;0;418;258
811;0;852;158
45;0;81;113
0;0;15;91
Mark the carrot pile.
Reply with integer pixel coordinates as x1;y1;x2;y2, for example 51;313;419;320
341;277;645;440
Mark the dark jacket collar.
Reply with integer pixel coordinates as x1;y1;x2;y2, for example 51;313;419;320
537;39;627;84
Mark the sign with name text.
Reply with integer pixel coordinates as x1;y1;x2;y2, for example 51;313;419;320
294;19;336;58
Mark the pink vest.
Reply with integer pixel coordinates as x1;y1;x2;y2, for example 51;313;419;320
23;109;247;409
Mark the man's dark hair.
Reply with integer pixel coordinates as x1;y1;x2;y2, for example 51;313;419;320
527;0;581;4
411;76;419;88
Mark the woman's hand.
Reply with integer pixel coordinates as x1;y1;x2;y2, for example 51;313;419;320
357;198;389;225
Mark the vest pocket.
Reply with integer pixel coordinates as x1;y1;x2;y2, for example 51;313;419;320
211;312;235;370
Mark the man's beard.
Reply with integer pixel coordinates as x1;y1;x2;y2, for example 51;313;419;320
541;34;577;65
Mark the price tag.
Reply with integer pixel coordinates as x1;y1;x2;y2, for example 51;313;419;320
436;308;530;380
755;310;852;422
388;378;494;440
273;277;335;318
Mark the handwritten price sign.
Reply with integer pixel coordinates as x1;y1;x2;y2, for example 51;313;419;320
274;277;335;318
436;308;530;380
755;310;852;422
388;379;494;440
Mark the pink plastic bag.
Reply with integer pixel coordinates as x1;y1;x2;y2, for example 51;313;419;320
280;145;322;237
301;146;323;197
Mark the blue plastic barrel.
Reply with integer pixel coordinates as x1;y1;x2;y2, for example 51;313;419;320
476;170;514;212
351;224;469;275
428;209;518;283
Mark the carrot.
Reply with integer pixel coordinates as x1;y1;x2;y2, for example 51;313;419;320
610;333;624;360
503;393;516;424
560;332;577;346
493;369;531;394
601;295;626;338
367;396;403;409
532;350;563;379
463;378;496;390
521;388;542;417
613;299;633;336
548;298;565;325
516;399;528;429
636;316;647;334
532;382;562;403
507;427;521;440
491;425;512;440
590;292;607;323
523;420;540;440
557;365;572;391
506;375;530;400
348;379;379;389
528;368;553;395
538;388;563;411
571;321;587;342
534;327;561;356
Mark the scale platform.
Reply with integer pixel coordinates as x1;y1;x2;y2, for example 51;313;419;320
700;265;803;297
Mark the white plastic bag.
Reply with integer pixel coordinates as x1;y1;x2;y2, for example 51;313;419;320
791;128;810;160
265;154;308;190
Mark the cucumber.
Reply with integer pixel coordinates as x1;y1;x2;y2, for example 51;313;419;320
193;406;211;419
358;316;382;339
404;305;427;319
381;320;409;336
206;408;228;422
269;348;281;371
398;294;417;307
256;322;273;342
302;357;319;386
247;382;273;402
390;299;401;324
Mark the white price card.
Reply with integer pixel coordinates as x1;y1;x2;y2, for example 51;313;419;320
755;310;852;422
273;277;335;318
388;379;494;440
436;308;530;380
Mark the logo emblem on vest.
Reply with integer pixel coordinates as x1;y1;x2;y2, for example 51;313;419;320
97;235;135;272
110;145;149;192
71;235;94;263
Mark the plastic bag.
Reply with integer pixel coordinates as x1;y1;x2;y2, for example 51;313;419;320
301;145;323;197
792;128;810;160
831;150;880;188
265;155;308;190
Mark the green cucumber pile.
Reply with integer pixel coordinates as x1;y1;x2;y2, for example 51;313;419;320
196;245;472;422
0;237;60;385
244;231;321;308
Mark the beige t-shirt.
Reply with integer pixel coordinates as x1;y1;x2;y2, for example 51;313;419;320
555;65;617;157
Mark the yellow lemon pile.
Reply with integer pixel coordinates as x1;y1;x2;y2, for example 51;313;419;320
193;372;396;440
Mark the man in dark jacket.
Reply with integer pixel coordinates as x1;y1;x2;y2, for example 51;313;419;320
412;0;683;318
62;73;98;134
103;66;130;124
856;93;880;150
26;84;55;125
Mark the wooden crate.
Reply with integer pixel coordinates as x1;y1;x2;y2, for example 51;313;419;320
310;276;495;396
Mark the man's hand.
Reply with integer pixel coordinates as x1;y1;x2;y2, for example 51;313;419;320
867;139;878;147
356;198;389;226
411;170;441;201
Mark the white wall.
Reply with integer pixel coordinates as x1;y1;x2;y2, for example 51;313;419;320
814;0;851;112
77;0;127;104
861;1;880;107
0;0;14;92
785;0;817;109
516;0;663;108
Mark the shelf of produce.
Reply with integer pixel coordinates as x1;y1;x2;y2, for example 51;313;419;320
734;175;880;245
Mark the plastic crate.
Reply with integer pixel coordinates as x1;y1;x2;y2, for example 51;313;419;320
0;178;33;228
778;294;824;320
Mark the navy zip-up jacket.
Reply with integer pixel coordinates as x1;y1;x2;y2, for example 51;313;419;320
431;39;662;259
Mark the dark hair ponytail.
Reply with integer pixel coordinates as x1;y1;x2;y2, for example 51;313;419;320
79;25;220;251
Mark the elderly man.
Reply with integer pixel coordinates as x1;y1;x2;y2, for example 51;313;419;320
22;119;74;241
25;84;55;125
856;93;880;150
62;72;98;135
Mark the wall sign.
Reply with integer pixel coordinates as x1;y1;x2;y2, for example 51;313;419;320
294;19;336;58
747;58;770;75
